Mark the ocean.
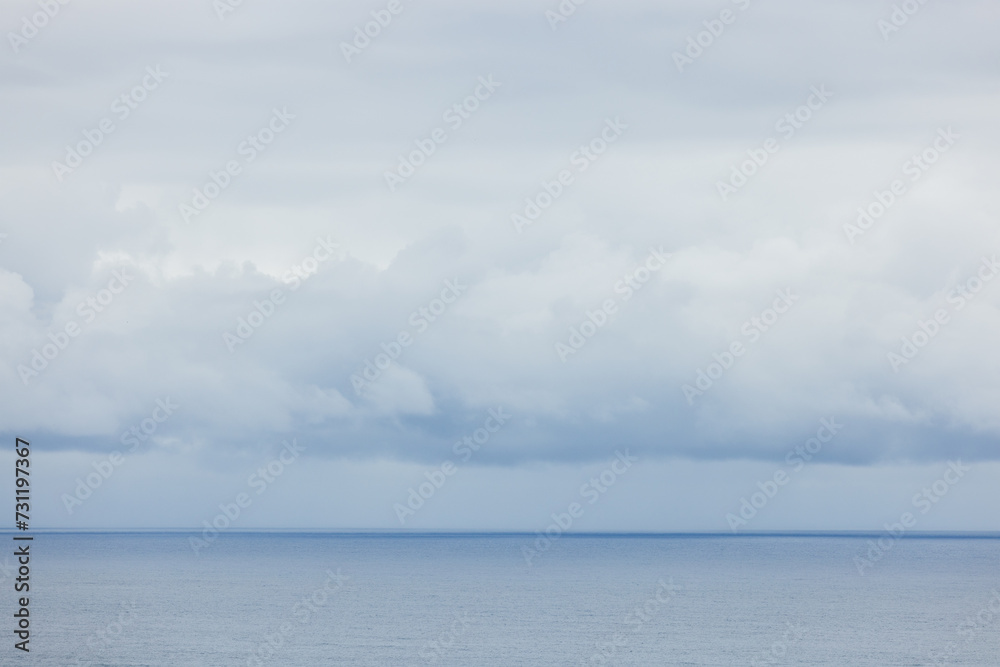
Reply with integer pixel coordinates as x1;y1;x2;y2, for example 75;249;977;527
8;533;999;665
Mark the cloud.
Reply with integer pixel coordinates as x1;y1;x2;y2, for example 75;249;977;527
1;0;999;481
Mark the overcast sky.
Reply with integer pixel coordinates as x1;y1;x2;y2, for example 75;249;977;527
1;0;999;531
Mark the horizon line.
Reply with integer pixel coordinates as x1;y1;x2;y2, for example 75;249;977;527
2;529;999;538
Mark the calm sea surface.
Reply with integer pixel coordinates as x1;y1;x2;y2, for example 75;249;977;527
6;533;999;665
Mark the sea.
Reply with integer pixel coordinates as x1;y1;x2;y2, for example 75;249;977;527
5;532;999;666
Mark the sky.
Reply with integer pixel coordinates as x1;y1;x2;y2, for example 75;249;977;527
1;0;998;532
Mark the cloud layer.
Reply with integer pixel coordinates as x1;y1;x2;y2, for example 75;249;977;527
1;0;998;528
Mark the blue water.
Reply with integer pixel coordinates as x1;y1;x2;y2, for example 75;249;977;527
5;533;999;665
